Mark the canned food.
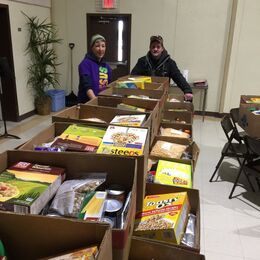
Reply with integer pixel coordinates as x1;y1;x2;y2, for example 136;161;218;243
105;199;123;228
107;184;126;203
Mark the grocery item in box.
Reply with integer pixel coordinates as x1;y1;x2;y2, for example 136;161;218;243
160;127;190;139
117;103;146;112
51;124;106;152
0;162;64;214
110;114;146;127
134;192;190;244
116;77;152;89
245;97;260;104
45;245;98;260
97;125;148;156
150;141;187;159
154;160;192;188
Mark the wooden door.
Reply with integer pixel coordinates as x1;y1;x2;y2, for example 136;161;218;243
87;13;131;81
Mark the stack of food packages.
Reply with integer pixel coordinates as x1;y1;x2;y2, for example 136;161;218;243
0;76;201;258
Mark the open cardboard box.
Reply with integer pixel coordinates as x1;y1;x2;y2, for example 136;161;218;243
162;110;193;124
98;87;167;111
239;100;260;138
240;95;260;104
52;104;152;129
159;122;193;142
129;236;205;260
0;211;112;260
0;150;137;260
16;122;149;224
108;80;164;91
150;136;200;170
85;96;161;145
167;93;185;102
138;183;201;253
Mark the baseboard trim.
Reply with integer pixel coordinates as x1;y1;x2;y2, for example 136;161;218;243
194;111;228;118
17;110;36;122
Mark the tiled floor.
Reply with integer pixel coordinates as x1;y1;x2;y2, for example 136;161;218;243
0;115;259;259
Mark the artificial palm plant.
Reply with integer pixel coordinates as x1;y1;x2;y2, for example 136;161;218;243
23;13;62;115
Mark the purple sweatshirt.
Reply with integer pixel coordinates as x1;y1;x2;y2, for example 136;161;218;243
77;52;112;103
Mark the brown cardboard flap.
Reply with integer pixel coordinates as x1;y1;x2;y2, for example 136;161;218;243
130;237;205;260
0;211;112;260
144;183;201;253
164;101;194;112
163;110;193;124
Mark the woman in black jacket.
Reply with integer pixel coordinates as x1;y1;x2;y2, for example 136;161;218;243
131;35;193;101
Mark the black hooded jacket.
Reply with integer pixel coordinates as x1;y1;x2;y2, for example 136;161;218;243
131;50;192;94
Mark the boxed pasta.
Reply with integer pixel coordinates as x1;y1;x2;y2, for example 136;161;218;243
51;124;106;152
134;192;190;244
154;160;192;188
97;125;148;156
0;162;64;214
110;114;146;127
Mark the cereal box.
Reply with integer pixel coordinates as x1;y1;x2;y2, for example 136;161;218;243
154;160;192;188
134;192;190;244
110;114;146;127
97;125;148;156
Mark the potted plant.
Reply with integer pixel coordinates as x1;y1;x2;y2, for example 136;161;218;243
23;13;62;115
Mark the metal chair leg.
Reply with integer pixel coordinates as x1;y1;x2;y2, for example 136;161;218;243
242;169;255;192
209;155;225;182
229;159;246;199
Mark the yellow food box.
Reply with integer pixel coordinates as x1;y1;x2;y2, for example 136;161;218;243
134;192;190;244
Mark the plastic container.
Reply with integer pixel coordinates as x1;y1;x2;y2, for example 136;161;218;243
46;89;65;112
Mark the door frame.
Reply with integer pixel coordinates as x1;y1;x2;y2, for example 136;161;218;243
0;4;19;121
87;13;132;74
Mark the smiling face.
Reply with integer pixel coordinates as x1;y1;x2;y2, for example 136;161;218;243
92;40;106;60
150;41;164;59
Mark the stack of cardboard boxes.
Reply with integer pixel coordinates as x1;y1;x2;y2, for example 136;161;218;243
0;76;204;260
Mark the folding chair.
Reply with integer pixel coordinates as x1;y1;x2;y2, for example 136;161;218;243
209;115;255;198
244;135;260;189
230;108;246;142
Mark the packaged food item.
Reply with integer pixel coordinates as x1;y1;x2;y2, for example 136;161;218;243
134;192;190;244
104;199;123;228
45;245;98;260
49;173;106;217
106;184;126;203
181;213;196;248
0;162;64;214
51;124;106;152
81;117;107;123
150;141;187;159
154;160;192;188
81;191;107;221
116;77;152;89
120;191;132;229
110;114;146;127
97;125;148;156
117;103;146;112
160;127;190;139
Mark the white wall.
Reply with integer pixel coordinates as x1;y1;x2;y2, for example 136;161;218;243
223;0;260;112
52;0;232;112
0;0;51;116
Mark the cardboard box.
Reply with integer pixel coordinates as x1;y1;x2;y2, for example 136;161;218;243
240;95;260;104
159;122;193;142
85;96;161;145
164;101;194;113
0;211;112;260
16;121;148;227
162;110;193;125
52;104;152;129
144;183;201;253
167;93;185;102
239;102;260;138
1;150;137;260
129;237;205;260
98;87;166;110
109;80;164;91
150;136;200;170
